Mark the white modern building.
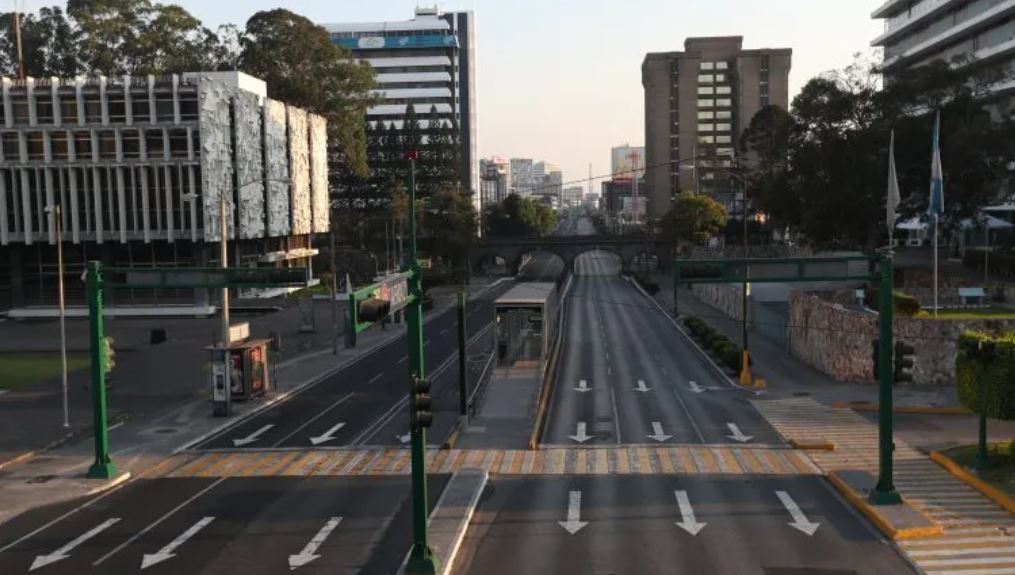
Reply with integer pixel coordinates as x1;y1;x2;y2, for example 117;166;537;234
0;72;329;310
872;0;1015;98
323;7;478;208
480;156;510;206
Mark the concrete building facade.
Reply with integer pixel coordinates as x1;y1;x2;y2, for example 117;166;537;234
509;158;533;197
642;36;791;220
324;7;479;209
0;72;328;310
872;0;1015;100
480;156;511;207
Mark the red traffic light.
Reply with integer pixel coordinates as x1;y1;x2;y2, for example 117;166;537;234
404;150;420;160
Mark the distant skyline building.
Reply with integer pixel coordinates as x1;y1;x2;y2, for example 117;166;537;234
533;161;563;203
322;6;479;209
510;158;534;196
480;156;511;207
643;36;791;219
871;0;1015;102
562;186;584;207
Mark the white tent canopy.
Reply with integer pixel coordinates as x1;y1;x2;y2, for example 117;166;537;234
960;214;1015;230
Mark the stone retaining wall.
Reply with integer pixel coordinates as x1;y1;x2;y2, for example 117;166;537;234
788;291;1015;385
691;284;743;321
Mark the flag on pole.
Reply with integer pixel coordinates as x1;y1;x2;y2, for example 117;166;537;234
887;130;901;237
929;110;944;218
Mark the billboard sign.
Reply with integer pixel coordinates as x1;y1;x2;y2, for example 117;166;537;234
373;272;410;314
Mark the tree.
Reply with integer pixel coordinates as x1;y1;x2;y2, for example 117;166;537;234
422;188;477;265
0;7;80;77
658;192;727;247
239;9;376;178
70;0;225;75
483;193;556;238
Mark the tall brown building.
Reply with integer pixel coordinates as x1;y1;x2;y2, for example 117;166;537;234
642;37;791;220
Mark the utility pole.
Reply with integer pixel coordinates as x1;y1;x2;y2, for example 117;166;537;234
220;192;231;415
404;153;439;575
52;205;69;428
457;288;468;416
740;170;751;386
85;262;117;479
872;249;902;505
330;229;338;356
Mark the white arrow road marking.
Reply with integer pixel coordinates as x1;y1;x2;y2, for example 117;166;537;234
633;380;651;393
141;517;215;569
397;433;411;444
310;422;347;445
574;379;592;393
776;491;821;536
674;491;706;535
558;491;589;534
569;422;593;444
31;518;120;571
288;517;342;570
726;423;753;443
233;424;275;447
647;422;673;443
688;381;719;394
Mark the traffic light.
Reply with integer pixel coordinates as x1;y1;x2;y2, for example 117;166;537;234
358;297;390;323
410;374;433;430
871;338;880;380
894;341;915;384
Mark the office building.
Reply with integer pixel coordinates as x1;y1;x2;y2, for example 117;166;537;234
480;156;511;206
872;0;1015;101
562;186;583;207
323;7;478;211
0;72;329;310
510;158;534;197
533;161;562;201
643;36;791;219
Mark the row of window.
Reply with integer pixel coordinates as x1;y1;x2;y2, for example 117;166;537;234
698;98;733;108
699;134;733;144
698;123;732;132
1;92;199;127
698;73;728;84
2;128;199;162
700;61;730;71
698;110;732;120
698;85;732;96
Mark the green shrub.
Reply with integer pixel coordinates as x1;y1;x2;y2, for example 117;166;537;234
634;271;660;295
957;331;1015;419
865;287;923;317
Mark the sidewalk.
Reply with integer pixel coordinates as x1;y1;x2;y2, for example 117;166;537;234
0;277;503;526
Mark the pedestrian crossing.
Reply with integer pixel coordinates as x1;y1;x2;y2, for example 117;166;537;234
156;445;820;479
755;397;1015;574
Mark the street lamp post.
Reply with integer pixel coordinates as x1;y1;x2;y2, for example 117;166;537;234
46;204;70;429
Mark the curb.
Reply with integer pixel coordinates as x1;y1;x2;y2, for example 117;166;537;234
789;439;835;451
443;417;464;450
0;410;133;470
830;401;971;415
826;471;943;540
84;471;132;496
931;450;1015;515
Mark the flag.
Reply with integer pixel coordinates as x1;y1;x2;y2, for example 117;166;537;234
887;130;900;235
929;110;944;218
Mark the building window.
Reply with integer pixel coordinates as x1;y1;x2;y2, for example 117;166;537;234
760;95;770;108
107;91;127;123
716;86;732;95
699;135;715;144
716;123;732;132
98;130;116;159
60;100;78;124
698;111;715;120
3;132;20;158
700;62;714;70
716;135;732;144
146;129;165;158
51;131;69;160
717;147;734;156
716;61;729;70
698;99;714;108
37;98;54;124
26;131;44;160
715;74;727;83
74;130;92;159
716;110;732;119
179;93;198;121
699;123;715;132
716;98;732;107
698;86;714;95
121;129;141;159
698;74;715;83
701;172;715;181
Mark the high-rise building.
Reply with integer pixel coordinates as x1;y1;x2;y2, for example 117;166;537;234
562;186;584;207
642;37;791;219
323;7;478;209
871;0;1015;102
510;158;534;196
0;72;329;310
480;157;511;206
533;161;562;203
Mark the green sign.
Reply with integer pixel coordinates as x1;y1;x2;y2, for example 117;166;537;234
675;256;878;284
349;271;416;336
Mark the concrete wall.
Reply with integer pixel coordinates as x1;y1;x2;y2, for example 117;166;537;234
692;283;744;320
263;98;290;237
198;79;234;242
308;113;329;234
234;90;265;239
287;105;311;236
787;291;1015;385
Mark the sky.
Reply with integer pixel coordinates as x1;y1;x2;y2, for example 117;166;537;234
28;1;885;192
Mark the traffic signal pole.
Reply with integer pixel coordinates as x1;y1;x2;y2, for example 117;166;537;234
458;288;468;416
404;156;439;575
872;249;902;505
86;261;117;479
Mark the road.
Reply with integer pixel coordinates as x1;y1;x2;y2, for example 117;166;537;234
543;250;782;446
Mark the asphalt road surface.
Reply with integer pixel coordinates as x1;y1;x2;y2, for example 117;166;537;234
452;475;917;575
543;251;783;447
0;474;448;575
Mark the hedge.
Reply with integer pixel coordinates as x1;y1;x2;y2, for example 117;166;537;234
957;331;1015;419
634;271;660;295
864;287;922;317
683;315;750;372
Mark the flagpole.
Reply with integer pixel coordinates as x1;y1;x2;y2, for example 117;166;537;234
933;215;939;318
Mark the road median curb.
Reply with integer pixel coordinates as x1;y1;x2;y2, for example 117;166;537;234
527;274;573;450
827;470;943;540
401;467;488;575
930;450;1015;515
830;401;971;415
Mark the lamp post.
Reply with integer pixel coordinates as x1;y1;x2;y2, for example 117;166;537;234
45;204;70;429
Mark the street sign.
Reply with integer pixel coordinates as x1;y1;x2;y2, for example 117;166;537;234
373;272;410;315
229;323;250;343
349;272;414;338
675;256;877;285
103;267;309;289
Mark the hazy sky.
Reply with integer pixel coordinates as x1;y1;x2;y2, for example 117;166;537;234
29;1;884;191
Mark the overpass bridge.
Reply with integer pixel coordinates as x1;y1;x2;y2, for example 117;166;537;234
470;234;671;275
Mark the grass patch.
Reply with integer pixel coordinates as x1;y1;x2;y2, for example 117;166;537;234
943;442;1015;499
917;306;1015;320
0;353;90;390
